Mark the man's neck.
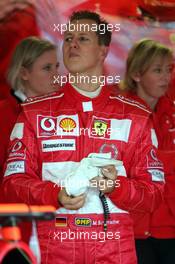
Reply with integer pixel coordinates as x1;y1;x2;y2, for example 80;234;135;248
72;84;102;98
69;69;104;92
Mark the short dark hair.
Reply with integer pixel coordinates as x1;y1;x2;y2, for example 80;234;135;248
70;10;112;46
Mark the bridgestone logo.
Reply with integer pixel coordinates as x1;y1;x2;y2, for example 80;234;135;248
41;139;76;152
43;143;73;148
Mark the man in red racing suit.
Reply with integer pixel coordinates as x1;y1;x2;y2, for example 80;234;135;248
2;82;164;263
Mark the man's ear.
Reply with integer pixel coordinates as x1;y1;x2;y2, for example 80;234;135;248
132;72;140;82
20;66;29;81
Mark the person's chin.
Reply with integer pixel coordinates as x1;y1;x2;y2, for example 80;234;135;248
66;65;82;74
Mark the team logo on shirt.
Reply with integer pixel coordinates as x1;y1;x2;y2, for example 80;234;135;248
90;116;132;142
93;120;109;137
89;116;111;138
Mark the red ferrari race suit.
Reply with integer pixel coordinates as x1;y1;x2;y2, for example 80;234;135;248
151;95;175;238
2;83;164;264
128;93;175;239
0;95;21;186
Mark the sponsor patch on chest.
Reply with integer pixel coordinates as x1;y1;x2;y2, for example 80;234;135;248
37;114;79;137
42;139;76;152
89;116;132;142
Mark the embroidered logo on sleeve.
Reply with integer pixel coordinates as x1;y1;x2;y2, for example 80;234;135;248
8;140;26;160
4;161;25;176
148;169;164;182
147;148;163;169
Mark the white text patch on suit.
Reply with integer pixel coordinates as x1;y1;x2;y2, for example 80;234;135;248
4;161;25;176
42;139;76;152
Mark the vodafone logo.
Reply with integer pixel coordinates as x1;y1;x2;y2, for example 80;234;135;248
37;115;57;137
41;118;56;132
8;140;26;160
147;148;163;169
12;141;22;152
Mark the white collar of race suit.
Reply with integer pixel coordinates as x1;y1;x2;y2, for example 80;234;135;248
72;84;102;98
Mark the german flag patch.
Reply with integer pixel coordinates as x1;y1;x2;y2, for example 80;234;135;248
55;217;67;227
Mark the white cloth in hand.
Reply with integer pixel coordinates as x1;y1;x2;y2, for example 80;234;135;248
65;152;123;197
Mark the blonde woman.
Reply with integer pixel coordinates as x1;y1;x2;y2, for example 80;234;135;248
0;36;59;185
123;38;175;264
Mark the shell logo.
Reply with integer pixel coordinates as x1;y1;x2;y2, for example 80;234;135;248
59;118;76;132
